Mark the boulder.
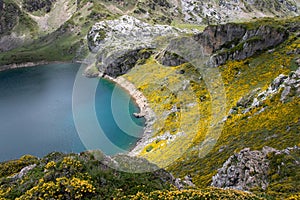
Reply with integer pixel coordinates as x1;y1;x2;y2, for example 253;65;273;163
211;146;297;191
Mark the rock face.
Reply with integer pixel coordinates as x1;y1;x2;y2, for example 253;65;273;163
207;25;289;67
174;175;196;190
211;146;300;191
88;15;290;72
155;50;188;66
195;23;247;55
181;0;299;25
87;15;190;77
158;22;291;67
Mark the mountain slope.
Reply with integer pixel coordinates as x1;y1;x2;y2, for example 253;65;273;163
0;1;300;199
0;0;299;64
85;15;300;198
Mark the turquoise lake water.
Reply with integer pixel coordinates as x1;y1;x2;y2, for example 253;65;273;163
0;63;144;162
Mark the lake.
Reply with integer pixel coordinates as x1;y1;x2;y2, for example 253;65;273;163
0;63;144;162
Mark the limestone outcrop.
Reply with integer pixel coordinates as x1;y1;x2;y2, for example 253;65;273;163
207;25;289;67
158;22;292;68
226;65;300;117
87;15;191;77
212;146;300;191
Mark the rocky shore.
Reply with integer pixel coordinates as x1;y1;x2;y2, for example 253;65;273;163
101;74;156;156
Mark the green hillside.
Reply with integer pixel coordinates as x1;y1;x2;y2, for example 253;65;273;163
0;0;299;199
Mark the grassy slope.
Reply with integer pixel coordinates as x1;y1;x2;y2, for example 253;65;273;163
124;17;300;198
166;20;300;198
0;0;117;66
0;0;206;67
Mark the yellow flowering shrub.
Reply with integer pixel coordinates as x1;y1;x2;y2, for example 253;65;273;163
16;177;95;200
118;188;262;200
44;161;56;170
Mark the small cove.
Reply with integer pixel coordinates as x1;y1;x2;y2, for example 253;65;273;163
0;63;144;162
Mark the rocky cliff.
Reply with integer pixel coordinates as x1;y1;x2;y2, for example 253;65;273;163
206;24;289;67
158;18;299;68
88;16;300;77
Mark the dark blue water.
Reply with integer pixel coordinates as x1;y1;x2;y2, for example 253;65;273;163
0;63;144;162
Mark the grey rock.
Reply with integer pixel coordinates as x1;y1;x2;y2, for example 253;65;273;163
87;15;192;77
183;175;195;187
280;86;291;101
271;74;288;90
159;22;291;68
180;0;299;25
156;50;188;66
174;175;196;190
11;164;36;180
227;66;300;117
211;146;288;191
208;25;289;67
174;178;183;190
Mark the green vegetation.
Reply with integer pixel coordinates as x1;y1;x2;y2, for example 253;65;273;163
119;188;262;200
0;0;117;66
265;149;300;198
0;155;38;179
0;3;299;199
0;151;173;199
123;16;300;199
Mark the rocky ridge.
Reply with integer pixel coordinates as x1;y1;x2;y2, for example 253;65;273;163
207;25;290;67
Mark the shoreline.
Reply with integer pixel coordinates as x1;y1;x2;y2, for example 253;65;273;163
0;61;153;156
102;74;156;156
0;61;72;72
